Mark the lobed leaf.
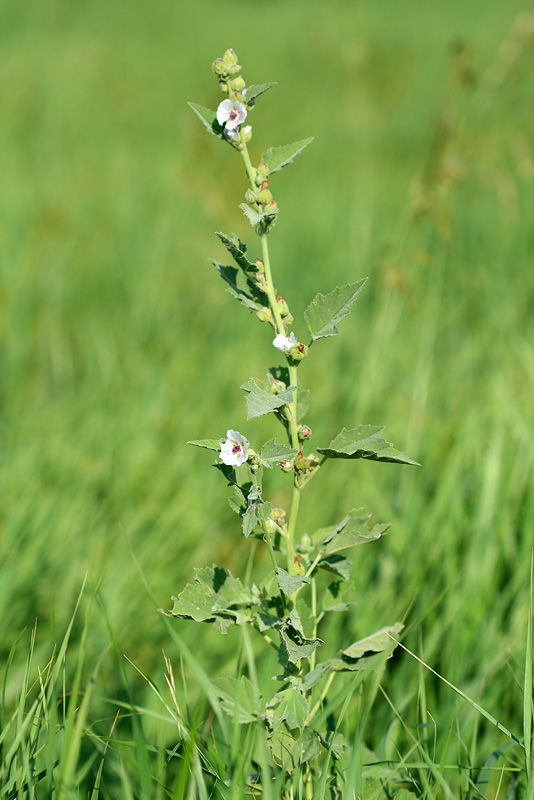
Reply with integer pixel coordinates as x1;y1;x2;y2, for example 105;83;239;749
317;424;419;465
213;262;266;311
169;566;258;626
215;231;256;272
188;102;224;138
241;377;295;419
304;279;367;342
261;138;314;174
270;688;308;731
239;203;279;229
275;568;310;597
260;438;297;469
315;508;390;555
322;580;356;612
340;622;404;660
245;82;277;104
187;438;222;452
211;676;262;724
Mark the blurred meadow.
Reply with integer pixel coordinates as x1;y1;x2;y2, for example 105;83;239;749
2;0;534;795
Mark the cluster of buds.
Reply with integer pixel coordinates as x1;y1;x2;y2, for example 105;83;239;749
212;49;245;98
213;49;251;148
295;451;320;474
276;295;293;325
244;161;278;218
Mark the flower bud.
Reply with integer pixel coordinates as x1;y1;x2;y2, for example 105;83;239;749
270;507;286;523
278;459;294;473
264;517;276;533
230;76;246;93
257;307;273;324
298;533;313;553
306;454;320;469
257;188;273;205
241;125;252;143
212;59;227;76
289;343;308;363
255;161;269;185
226;63;242;77
265;199;278;214
298;424;312;442
223;48;239;67
245;188;257;205
255;258;264;273
270;378;287;394
276;296;291;318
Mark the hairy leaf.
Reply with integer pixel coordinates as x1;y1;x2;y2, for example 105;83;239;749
188;102;224;138
268;724;321;770
315;509;390;555
341;622;404;660
322;580;356;612
261;138;314;173
271;688;308;730
215;231;256;272
260;439;297;469
211;676;262;724
213;262;266;311
245;82;277;103
239;203;278;228
280;625;323;664
316;554;352;581
275;568;310;597
317;425;419;465
241;378;295;419
187;438;222;452
304;279;367;342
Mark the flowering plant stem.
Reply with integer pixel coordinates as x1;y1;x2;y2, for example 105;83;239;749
174;48;418;797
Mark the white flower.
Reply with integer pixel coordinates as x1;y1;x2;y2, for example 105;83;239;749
220;429;249;466
273;332;297;352
216;99;247;131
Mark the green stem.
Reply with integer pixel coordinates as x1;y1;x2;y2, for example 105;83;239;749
286;482;301;577
307;672;336;724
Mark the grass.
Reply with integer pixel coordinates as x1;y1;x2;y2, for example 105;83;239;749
1;0;534;795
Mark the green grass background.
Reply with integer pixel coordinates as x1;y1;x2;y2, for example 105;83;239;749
1;0;534;793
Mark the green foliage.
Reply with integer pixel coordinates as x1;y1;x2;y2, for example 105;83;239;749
188;102;224;137
318;425;419;465
304;279;368;342
261;138;314;173
241;376;295;418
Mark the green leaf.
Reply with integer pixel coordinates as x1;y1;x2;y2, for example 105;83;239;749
211;676;262;724
322;580;356;612
245;82;277;104
340;622;404;660
261;138;314;174
239;203;279;229
260;439;297;469
300;661;336;692
188;102;224;138
215;231;256;272
170;582;215;622
281;622;323;664
169;566;258;625
187;438;222;452
296;388;310;419
213;262;266;311
275;568;310;597
304;279;367;342
316;554;352;581
241;377;295;419
317;508;390;555
317;425;419;465
228;485;247;516
271;688;308;731
268;724;320;769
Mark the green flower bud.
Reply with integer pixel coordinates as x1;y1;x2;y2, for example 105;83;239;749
245;188;257;205
256;161;269;183
270;507;286;522
289;342;308;363
257;307;273;324
270;378;287;394
295;455;308;471
220;82;229;94
255;258;264;273
212;59;227;76
297;533;314;554
265;199;278;214
278;459;294;473
276;296;291;318
223;48;239;67
257;188;273;205
230;76;246;93
298;424;312;442
226;63;242;77
306;454;320;469
264;517;276;533
241;125;252;143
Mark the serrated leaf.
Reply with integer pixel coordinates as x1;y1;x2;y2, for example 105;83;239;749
261;138;314;174
239;203;279;229
187;438;222;452
215;231;256;272
275;568;310;597
281;621;323;664
271;688;308;730
241;378;295;419
213;262;265;311
188;102;224;138
316;508;390;555
245;82;277;103
260;439;297;469
211;676;262;724
304;279;367;342
317;425;419;465
228;485;247;516
316;554;352;581
322;580;355;612
170;583;215;622
169;566;257;625
341;623;404;660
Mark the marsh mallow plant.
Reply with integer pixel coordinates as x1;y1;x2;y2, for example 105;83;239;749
169;48;418;796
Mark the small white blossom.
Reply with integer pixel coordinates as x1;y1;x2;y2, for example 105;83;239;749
220;429;249;466
273;332;297;352
216;99;247;131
